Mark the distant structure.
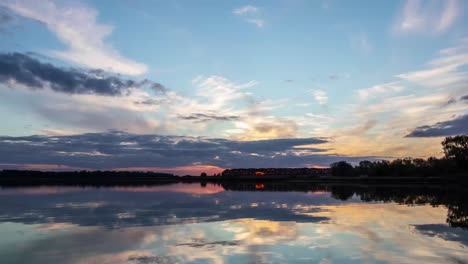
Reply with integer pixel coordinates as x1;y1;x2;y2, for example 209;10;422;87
221;168;331;179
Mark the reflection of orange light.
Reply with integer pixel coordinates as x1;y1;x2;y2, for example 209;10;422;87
255;171;265;176
255;184;265;189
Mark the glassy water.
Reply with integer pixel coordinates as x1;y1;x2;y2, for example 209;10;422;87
0;182;467;264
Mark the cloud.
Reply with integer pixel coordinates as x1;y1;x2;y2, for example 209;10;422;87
397;39;468;88
394;0;461;34
0;53;162;96
233;5;259;15
0;7;13;24
406;114;468;137
247;18;265;28
0;131;376;171
312;90;328;105
178;113;240;122
230;117;301;141
358;82;404;100
461;95;468;101
0;7;14;33
2;0;147;75
233;5;264;28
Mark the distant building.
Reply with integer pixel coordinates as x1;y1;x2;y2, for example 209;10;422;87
221;168;331;179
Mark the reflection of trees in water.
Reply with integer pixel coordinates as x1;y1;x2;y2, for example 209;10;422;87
221;182;468;229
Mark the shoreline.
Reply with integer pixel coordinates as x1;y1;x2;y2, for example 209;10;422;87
0;175;466;187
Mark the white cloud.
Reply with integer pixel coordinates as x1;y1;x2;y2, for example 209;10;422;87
397;39;468;87
2;0;147;75
358;82;404;100
437;0;460;32
233;5;259;15
233;5;265;29
247;18;265;28
394;0;461;34
312;90;328;105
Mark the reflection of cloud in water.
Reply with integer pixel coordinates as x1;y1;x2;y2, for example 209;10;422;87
0;187;332;228
415;224;468;246
0;184;467;263
0;186;88;195
308;204;468;263
232;220;298;245
112;183;225;195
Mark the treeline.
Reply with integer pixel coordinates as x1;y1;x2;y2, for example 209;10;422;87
330;135;468;177
0;170;178;185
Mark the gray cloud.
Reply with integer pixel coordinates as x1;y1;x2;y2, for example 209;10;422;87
0;8;13;24
461;95;468;101
178;113;240;122
0;131;370;170
406;114;468;137
0;8;14;33
0;52;165;96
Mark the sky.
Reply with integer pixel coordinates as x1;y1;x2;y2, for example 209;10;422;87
0;0;467;175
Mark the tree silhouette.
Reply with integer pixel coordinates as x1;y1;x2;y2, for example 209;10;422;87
330;161;354;176
442;135;468;170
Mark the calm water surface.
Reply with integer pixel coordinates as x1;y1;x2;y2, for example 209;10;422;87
0;183;467;264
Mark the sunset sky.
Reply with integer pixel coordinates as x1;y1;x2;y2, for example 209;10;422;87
0;0;467;174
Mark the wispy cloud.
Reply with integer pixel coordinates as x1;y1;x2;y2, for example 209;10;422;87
397;38;468;87
233;5;265;28
358;82;404;101
233;5;259;16
312;90;328;105
247;18;265;28
394;0;461;34
2;0;147;75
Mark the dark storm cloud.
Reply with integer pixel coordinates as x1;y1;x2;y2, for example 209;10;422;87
178;113;240;122
406;114;468;137
0;52;166;96
0;131;369;170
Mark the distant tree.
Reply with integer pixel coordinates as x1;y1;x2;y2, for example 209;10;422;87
200;172;207;178
442;135;468;170
357;160;373;176
330;161;355;176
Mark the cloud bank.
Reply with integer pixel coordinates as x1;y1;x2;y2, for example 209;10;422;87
0;131;370;172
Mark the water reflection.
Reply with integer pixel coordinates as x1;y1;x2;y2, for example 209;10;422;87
0;183;467;263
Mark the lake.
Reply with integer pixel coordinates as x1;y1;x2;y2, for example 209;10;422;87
0;182;467;263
